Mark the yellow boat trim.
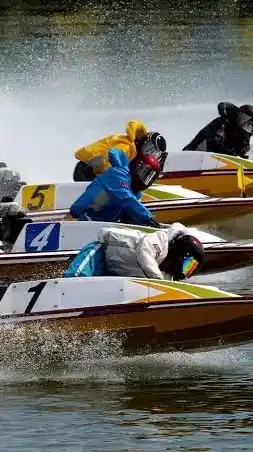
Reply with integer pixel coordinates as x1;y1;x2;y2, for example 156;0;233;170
130;279;238;301
214;154;253;170
130;279;198;303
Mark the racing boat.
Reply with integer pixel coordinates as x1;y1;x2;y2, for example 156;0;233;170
160;151;253;197
0;276;253;355
6;151;253;201
0;221;253;283
14;181;253;229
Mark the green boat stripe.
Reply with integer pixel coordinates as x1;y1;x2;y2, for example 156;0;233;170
215;154;253;170
131;278;239;299
145;188;182;200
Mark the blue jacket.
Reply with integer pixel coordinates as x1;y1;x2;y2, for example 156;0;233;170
70;148;152;224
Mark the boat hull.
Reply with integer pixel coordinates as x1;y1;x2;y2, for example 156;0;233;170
0;275;252;355
0;252;71;282
148;197;253;225
160;151;253;197
2;295;253;355
1;244;253;282
61;299;253;354
160;170;253;198
12;219;224;254
13;177;253;227
25;197;253;228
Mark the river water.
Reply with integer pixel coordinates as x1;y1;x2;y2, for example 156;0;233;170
1;1;253;450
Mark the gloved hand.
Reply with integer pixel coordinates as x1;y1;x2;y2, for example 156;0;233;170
146;217;161;229
73;161;95;182
238;149;249;159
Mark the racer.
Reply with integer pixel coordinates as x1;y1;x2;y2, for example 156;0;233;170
183;102;253;158
73;120;167;181
99;222;205;280
70;148;161;227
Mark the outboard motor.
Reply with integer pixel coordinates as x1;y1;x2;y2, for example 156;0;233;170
0;162;26;201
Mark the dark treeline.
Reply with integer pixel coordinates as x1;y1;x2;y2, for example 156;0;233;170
0;0;252;41
0;0;252;16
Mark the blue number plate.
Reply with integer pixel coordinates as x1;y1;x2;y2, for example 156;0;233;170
25;222;60;252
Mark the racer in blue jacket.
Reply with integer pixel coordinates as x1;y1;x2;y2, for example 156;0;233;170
70;148;161;227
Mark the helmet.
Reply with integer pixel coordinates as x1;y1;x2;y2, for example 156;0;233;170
141;132;167;154
130;153;161;192
163;234;205;281
218;102;239;121
140;132;167;171
236;105;253;135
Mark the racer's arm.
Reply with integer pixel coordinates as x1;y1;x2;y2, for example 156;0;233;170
183;118;224;150
103;148;154;225
136;233;164;279
110;179;153;224
70;182;98;218
236;135;251;158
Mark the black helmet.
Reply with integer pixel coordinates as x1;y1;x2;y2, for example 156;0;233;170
237;105;253;135
218;102;239;122
140;132;167;171
130;153;161;192
161;234;205;281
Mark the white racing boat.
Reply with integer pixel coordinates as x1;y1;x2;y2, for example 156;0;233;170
13;181;253;229
0;275;252;355
161;151;253;197
0;220;252;283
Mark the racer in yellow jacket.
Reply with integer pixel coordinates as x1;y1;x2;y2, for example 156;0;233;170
73;120;167;181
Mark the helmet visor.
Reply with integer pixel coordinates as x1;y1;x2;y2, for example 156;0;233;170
134;163;158;188
141;140;160;157
131;153;161;191
181;255;199;278
237;113;253;134
141;133;167;154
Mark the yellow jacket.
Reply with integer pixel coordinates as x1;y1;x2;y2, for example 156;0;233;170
75;120;148;176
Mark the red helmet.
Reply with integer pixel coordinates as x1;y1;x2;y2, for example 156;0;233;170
138;153;161;170
130;153;161;192
139;132;167;171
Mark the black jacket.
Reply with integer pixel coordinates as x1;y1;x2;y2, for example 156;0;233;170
183;103;251;158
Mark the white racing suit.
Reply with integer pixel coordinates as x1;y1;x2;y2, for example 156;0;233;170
99;222;188;279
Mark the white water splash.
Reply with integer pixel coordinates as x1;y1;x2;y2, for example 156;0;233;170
0;321;248;385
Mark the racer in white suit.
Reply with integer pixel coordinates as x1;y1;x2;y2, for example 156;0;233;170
99;222;205;281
